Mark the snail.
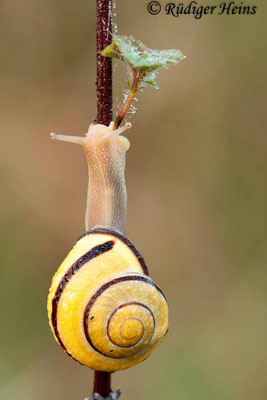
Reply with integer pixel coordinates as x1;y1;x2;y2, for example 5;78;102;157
47;121;168;372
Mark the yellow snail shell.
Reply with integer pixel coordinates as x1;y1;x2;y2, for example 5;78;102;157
47;228;168;372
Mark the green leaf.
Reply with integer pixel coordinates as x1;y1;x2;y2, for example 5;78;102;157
101;42;120;59
102;35;185;75
141;70;159;89
144;80;158;88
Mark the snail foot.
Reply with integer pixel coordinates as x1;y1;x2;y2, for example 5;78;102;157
87;389;121;400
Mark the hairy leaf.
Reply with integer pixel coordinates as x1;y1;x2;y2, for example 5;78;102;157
102;35;185;77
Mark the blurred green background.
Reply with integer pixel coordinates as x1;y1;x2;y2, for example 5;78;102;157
0;0;266;399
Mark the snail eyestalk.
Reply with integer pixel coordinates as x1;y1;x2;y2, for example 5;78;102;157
50;132;85;145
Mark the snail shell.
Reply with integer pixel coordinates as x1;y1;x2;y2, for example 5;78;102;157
47;228;168;372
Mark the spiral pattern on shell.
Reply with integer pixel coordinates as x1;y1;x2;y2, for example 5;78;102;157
47;228;168;372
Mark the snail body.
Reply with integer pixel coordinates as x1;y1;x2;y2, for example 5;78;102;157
50;121;131;233
48;122;168;372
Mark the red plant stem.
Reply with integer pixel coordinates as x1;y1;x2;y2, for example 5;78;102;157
96;0;113;126
93;371;111;398
94;0;113;396
114;69;141;129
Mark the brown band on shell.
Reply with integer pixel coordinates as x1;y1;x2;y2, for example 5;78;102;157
106;302;156;347
83;275;165;358
78;228;149;276
51;240;114;359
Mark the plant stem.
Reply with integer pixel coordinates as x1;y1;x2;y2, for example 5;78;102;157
96;0;113;126
114;69;141;129
93;0;113;397
93;371;111;398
